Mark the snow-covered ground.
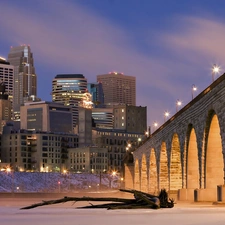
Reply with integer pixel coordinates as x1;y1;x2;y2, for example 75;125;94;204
1;172;225;225
0;171;121;193
1;200;225;225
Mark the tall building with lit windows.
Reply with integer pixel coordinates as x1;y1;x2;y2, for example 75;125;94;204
97;72;136;106
87;82;104;107
52;74;92;128
7;45;37;120
0;57;14;103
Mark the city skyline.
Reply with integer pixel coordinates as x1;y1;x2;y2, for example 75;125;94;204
0;0;225;127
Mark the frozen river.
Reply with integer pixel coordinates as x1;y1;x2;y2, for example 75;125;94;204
1;198;225;225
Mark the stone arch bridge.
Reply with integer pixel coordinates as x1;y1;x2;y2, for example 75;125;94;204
124;73;225;202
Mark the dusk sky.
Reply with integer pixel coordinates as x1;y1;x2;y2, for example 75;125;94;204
1;0;225;127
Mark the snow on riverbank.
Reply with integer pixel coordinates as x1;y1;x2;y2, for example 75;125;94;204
0;172;121;193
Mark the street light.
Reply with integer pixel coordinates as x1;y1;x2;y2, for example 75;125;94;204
153;122;158;131
6;167;14;193
164;111;170;122
145;131;149;137
58;181;61;193
120;177;124;188
176;99;182;112
192;85;197;100
212;64;220;82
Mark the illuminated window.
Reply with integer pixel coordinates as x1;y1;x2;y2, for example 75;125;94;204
122;123;124;126
122;116;124;120
122;109;124;112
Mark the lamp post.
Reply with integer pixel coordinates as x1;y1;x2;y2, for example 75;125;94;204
120;177;124;188
164;111;169;122
109;171;117;189
212;64;219;82
6;167;14;193
192;85;197;100
137;137;141;146
58;181;61;193
176;99;182;112
153;122;158;131
145;131;149;138
99;171;102;190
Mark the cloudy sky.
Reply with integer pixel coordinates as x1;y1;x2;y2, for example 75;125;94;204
0;0;225;127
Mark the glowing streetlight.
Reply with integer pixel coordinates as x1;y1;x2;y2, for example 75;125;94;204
145;131;149;137
212;64;220;82
192;85;197;100
112;171;117;176
164;111;170;122
6;167;14;193
153;122;158;131
176;99;182;112
58;181;61;193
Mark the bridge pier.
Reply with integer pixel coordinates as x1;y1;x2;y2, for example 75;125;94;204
193;188;217;202
216;185;225;202
124;164;134;189
178;188;195;201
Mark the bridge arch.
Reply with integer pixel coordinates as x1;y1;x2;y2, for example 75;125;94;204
170;133;182;191
159;142;169;191
141;154;148;192
129;74;225;201
204;111;224;189
149;148;158;194
186;125;199;189
134;158;140;190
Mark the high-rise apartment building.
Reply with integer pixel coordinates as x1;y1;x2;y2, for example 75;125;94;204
7;45;37;120
52;74;92;128
97;72;136;106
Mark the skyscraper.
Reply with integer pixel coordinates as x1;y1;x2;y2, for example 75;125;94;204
52;74;92;128
7;45;37;120
0;82;12;133
87;82;104;107
0;57;14;105
97;72;136;106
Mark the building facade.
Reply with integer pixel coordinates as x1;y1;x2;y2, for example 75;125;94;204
97;72;136;106
52;74;92;128
87;82;104;107
20;101;73;133
0;129;79;172
0;83;12;133
92;108;114;129
78;107;92;147
0;57;14;105
68;146;108;174
113;105;147;133
7;45;37;120
92;129;146;174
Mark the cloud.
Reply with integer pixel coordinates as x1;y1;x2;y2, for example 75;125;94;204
1;1;225;126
